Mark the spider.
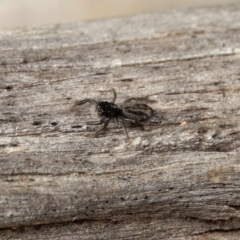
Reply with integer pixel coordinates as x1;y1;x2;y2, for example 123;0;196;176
71;89;153;140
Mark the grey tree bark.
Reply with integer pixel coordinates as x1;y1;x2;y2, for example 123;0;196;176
1;4;240;239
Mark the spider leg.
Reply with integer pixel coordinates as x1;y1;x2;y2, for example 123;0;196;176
121;121;130;141
116;118;130;141
111;89;117;103
71;99;97;111
89;118;111;138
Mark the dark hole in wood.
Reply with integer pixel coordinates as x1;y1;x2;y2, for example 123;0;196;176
120;78;133;82
32;120;42;126
37;113;47;116
5;85;13;90
22;58;28;64
72;125;82;128
9;143;18;147
95;72;107;75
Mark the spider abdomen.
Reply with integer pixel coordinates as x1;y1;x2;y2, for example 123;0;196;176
97;101;123;118
121;99;153;121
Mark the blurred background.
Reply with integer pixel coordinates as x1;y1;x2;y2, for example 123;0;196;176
0;0;239;29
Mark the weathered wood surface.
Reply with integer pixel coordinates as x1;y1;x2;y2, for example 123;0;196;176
1;4;240;239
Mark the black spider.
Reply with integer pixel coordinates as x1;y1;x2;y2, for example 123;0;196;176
71;89;153;140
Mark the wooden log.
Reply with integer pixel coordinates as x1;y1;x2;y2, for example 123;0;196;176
1;4;240;239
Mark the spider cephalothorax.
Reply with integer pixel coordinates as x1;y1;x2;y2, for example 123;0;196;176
71;89;153;140
96;101;123;118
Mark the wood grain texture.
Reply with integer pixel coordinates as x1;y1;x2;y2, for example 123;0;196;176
1;4;240;239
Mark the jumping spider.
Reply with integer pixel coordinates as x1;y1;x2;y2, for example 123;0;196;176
71;89;153;140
